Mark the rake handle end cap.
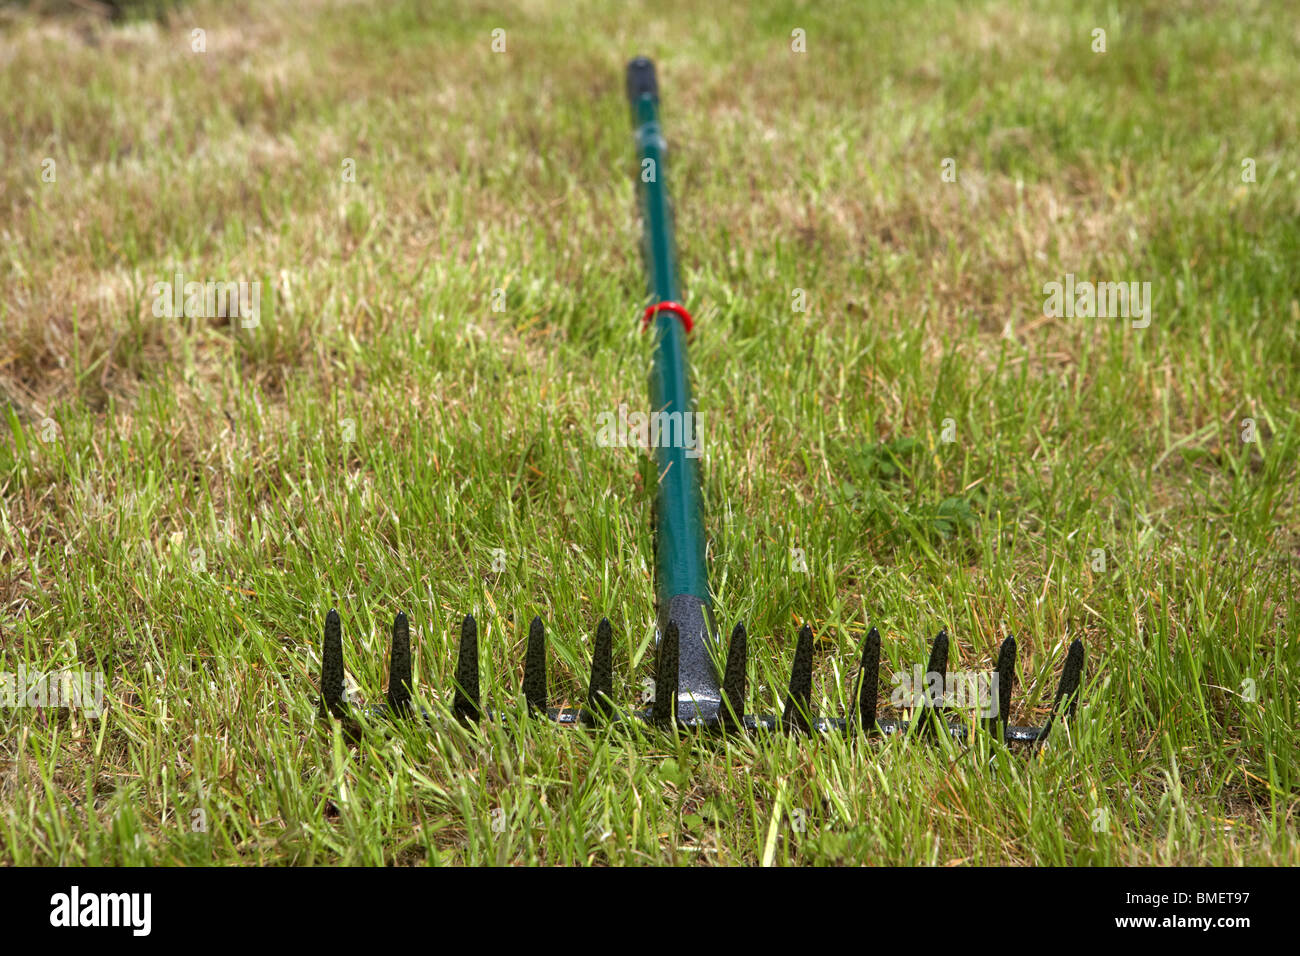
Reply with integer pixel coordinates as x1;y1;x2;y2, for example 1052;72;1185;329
626;56;658;105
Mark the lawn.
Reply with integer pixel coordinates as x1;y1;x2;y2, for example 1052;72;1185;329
1;0;1297;865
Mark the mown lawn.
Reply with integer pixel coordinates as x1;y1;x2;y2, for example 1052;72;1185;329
1;0;1297;865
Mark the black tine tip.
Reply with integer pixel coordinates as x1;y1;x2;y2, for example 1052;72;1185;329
386;611;412;716
320;608;346;720
1040;639;1086;743
522;615;547;716
996;636;1016;719
1056;638;1085;719
853;626;881;732
782;623;815;733
926;630;950;683
652;621;680;726
914;629;949;736
453;614;481;723
985;635;1016;737
585;617;614;724
1066;642;1086;717
720;622;747;731
982;634;1013;738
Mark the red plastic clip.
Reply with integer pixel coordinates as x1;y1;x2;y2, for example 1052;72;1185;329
641;301;694;334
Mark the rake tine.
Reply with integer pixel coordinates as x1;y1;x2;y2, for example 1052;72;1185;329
386;611;413;716
986;636;1015;739
782;623;815;733
319;608;347;719
719;622;747;732
1061;639;1085;720
850;626;881;733
652;621;680;727
584;617;615;725
914;629;949;737
452;614;481;723
522;616;547;716
1039;638;1085;743
926;630;950;683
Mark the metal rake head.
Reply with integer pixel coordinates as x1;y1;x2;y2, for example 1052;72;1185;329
317;609;1085;745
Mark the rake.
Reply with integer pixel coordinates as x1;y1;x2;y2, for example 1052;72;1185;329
315;58;1086;745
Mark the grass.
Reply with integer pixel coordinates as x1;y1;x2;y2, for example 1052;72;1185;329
1;0;1297;865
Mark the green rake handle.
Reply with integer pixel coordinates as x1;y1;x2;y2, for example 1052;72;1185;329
626;57;720;722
